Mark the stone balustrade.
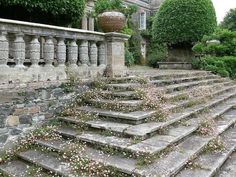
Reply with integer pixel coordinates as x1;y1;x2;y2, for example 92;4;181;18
0;18;129;85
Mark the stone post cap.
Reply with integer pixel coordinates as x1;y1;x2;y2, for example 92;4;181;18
105;32;130;42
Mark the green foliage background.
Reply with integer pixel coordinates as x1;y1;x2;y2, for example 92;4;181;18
0;0;85;26
221;8;236;32
152;0;217;46
192;28;236;57
193;56;236;78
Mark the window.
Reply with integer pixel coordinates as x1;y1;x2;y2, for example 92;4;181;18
139;11;146;30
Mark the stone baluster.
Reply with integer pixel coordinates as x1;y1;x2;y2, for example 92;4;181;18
98;42;106;67
89;17;94;31
43;36;54;67
82;16;88;30
90;41;98;67
29;35;40;67
57;38;66;67
68;39;78;67
0;31;9;68
13;33;25;68
79;40;89;66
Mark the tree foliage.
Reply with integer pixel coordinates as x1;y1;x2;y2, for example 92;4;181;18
0;0;86;26
152;0;217;46
221;8;236;32
192;28;236;57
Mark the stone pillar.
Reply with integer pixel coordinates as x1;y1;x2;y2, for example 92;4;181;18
13;33;25;68
82;16;88;30
43;36;54;67
98;42;106;67
79;40;89;66
68;39;78;67
90;41;98;67
0;31;9;68
105;33;129;77
29;35;40;67
89;17;94;31
57;38;66;66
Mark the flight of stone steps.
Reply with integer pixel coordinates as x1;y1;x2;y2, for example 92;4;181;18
1;70;236;177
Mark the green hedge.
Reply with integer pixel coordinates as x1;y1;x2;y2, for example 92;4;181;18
152;0;217;46
192;28;236;57
193;56;236;78
0;0;85;26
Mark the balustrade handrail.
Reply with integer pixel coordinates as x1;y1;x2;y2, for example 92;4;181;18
0;18;105;41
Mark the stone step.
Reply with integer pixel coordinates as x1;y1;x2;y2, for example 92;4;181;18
176;115;236;177
86;99;143;109
151;75;219;86
107;83;139;91
100;90;138;99
62;92;236;140
124;91;236;139
77;106;155;124
18;150;75;177
165;81;233;100
36;139;69;152
73;108;236;157
163;84;236;112
36;139;138;175
0;160;31;177
162;78;226;93
134;120;236;177
149;71;212;80
215;152;236;177
77;132;133;149
55;127;80;138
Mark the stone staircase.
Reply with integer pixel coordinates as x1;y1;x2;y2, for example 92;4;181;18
1;70;236;177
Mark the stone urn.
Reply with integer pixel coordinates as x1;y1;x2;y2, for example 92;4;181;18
98;11;126;33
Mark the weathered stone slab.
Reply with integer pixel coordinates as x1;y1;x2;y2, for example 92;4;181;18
78;132;133;149
135;136;210;176
86;120;131;133
78;106;155;121
36;139;69;152
55;127;79;138
0;160;31;177
215;153;236;177
19;150;75;176
177;125;236;177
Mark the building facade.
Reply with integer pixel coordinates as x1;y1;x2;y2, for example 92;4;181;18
83;0;164;58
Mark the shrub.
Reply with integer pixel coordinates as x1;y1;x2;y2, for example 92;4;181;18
93;0;137;18
193;56;236;78
221;8;236;32
128;23;143;64
192;28;236;57
152;0;217;46
146;42;167;67
0;0;85;26
125;48;135;67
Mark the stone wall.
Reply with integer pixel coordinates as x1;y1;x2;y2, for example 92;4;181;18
0;81;88;152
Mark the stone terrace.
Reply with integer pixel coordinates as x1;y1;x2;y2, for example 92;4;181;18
0;69;236;177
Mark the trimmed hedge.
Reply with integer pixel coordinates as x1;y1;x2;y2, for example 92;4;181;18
0;0;85;26
192;56;236;78
152;0;217;46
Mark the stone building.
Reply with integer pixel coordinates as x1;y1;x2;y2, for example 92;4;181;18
82;0;164;58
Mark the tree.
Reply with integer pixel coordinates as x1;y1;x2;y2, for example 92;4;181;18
152;0;217;46
0;0;86;26
221;8;236;32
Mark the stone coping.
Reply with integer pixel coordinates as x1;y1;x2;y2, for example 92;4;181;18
0;18;105;36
